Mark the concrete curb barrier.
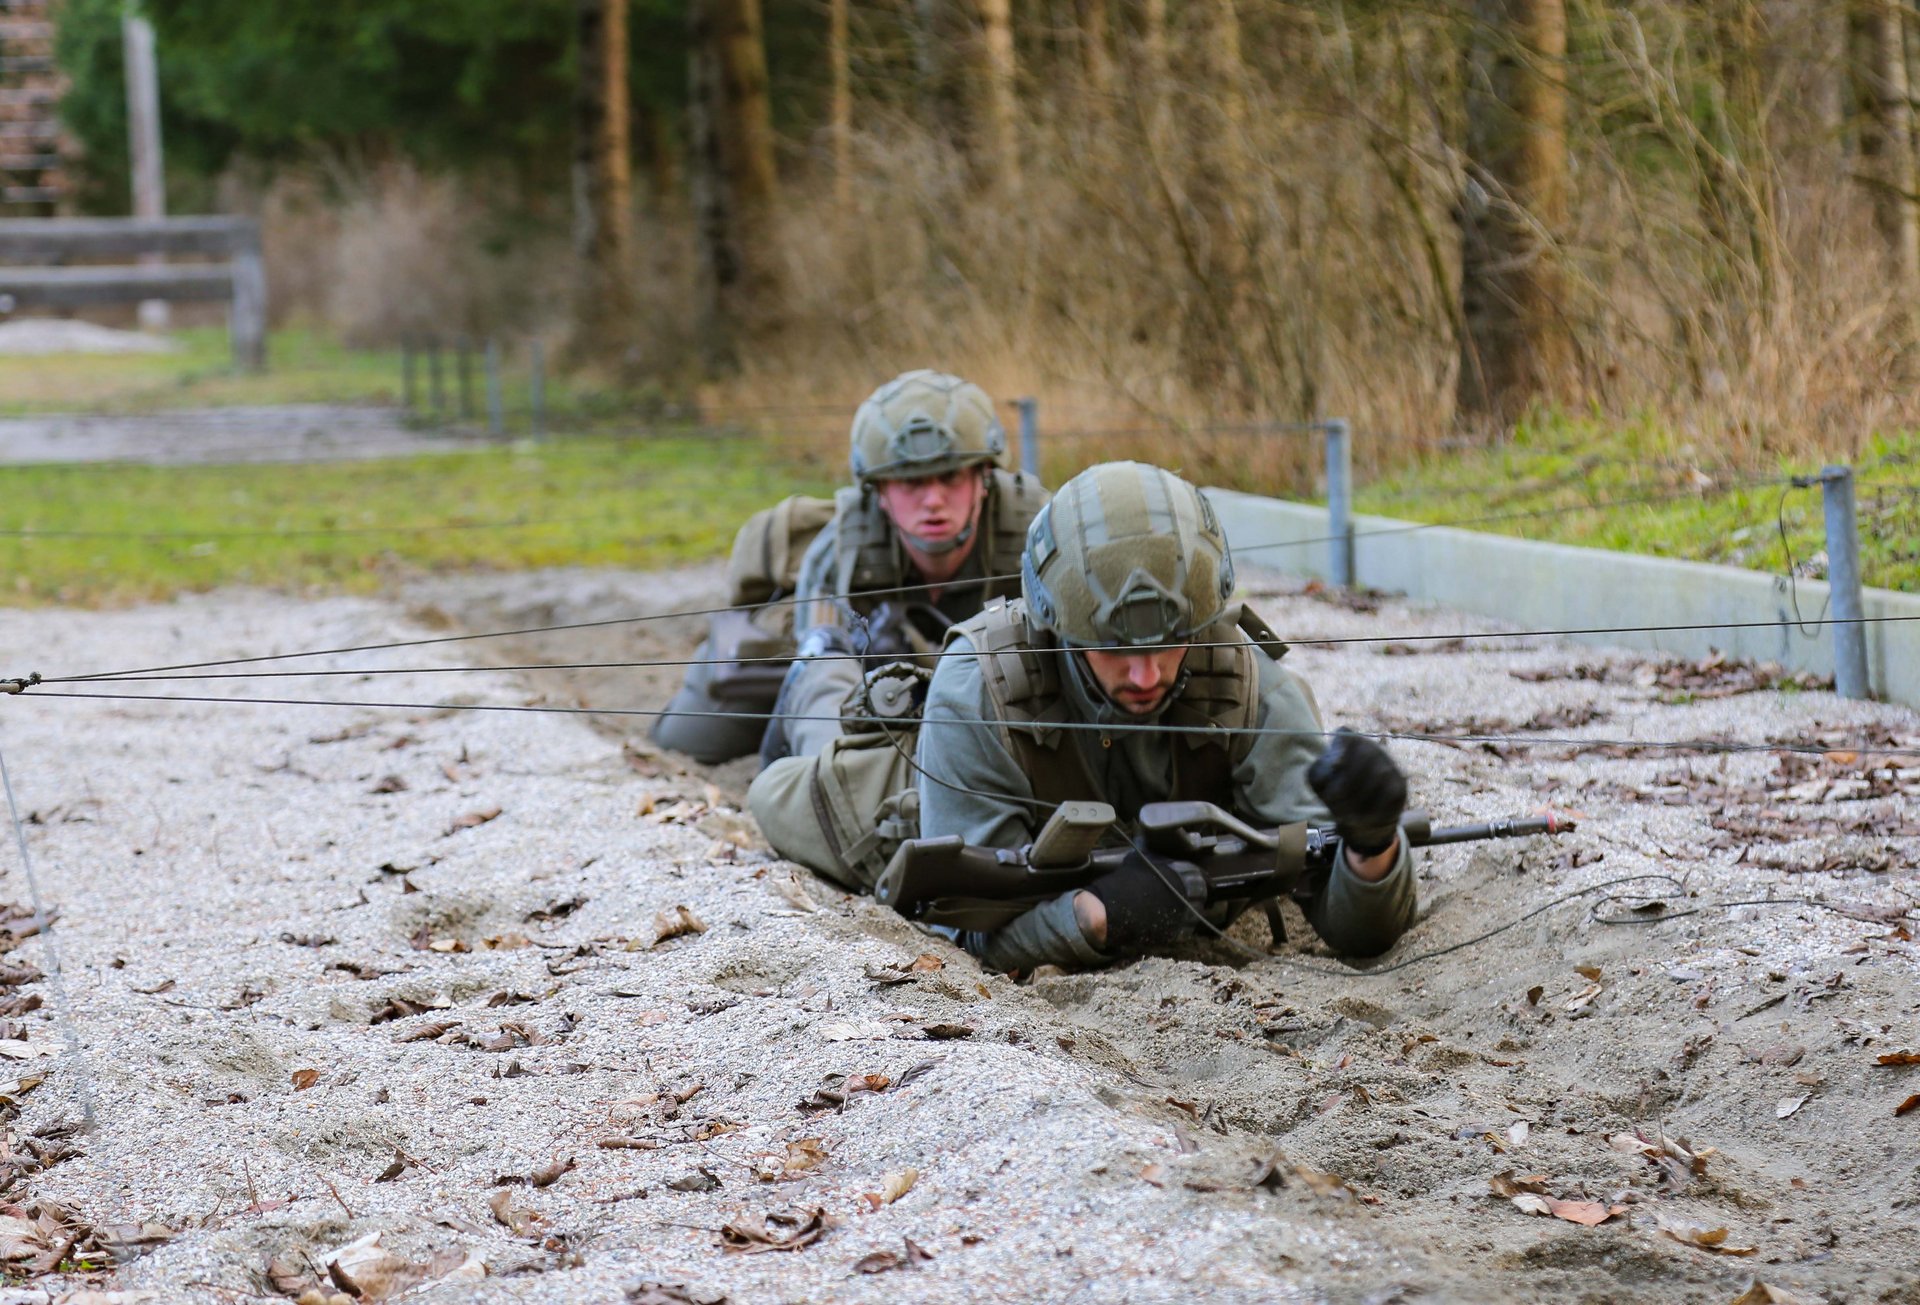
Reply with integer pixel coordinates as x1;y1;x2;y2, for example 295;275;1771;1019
1206;489;1920;710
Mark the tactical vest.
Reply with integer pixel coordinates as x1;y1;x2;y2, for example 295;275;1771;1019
830;468;1046;615
948;598;1286;812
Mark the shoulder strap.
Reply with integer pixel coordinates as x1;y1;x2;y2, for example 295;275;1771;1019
979;469;1050;599
951;600;1099;808
830;486;903;615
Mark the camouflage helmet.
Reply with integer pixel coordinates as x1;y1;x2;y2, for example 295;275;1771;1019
849;369;1008;486
1021;462;1235;647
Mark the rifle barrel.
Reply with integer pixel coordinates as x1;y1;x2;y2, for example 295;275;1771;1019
1415;812;1575;847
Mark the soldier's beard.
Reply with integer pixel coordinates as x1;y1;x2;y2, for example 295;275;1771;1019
1064;648;1188;728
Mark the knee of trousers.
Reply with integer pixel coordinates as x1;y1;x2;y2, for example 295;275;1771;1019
746;755;842;881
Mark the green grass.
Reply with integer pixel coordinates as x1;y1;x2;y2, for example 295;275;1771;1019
0;436;837;606
0;326;686;431
0;327;405;414
1352;416;1920;593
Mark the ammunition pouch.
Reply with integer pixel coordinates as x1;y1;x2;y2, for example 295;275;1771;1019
705;607;795;712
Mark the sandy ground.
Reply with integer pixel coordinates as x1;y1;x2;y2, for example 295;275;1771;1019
0;406;492;466
0;568;1915;1305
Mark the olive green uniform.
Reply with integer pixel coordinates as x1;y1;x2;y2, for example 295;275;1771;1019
915;611;1418;973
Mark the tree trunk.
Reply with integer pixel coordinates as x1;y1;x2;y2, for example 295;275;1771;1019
688;0;782;368
1852;1;1920;293
570;0;637;366
1457;0;1572;424
974;0;1021;190
1080;0;1113;97
1179;0;1257;409
829;0;853;212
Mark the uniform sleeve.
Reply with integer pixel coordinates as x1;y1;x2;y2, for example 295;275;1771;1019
1233;649;1419;958
914;634;1039;851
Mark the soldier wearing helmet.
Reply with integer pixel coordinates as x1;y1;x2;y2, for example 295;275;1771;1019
912;461;1417;972
651;369;1048;764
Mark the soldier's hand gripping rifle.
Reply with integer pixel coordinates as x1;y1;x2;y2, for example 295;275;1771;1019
872;800;1577;939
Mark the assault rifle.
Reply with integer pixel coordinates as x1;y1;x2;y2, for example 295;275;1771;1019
873;800;1576;939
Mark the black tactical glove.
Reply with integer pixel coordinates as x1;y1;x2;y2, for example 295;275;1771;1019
1306;727;1407;859
1084;851;1194;953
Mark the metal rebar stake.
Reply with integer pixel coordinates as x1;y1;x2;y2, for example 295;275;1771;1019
1017;397;1039;479
530;339;546;440
456;337;473;421
1324;418;1354;588
485;338;504;437
427;341;445;423
1820;464;1871;699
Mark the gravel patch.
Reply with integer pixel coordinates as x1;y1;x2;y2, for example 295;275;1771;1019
0;406;493;466
0;572;1914;1303
0;319;182;356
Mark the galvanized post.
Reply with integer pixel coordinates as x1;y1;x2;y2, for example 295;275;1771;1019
456;337;473;420
427;341;445;423
1323;418;1354;587
401;338;415;412
485;338;504;437
529;339;546;440
1016;397;1039;478
1820;464;1871;699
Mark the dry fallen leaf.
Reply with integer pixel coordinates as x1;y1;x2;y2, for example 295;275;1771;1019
446;806;502;835
1510;1193;1553;1217
783;1138;828;1176
769;875;819;913
1897;1094;1920;1117
1657;1216;1758;1256
1574;964;1603;981
853;1236;934;1274
1507;1121;1531;1148
719;1206;830;1254
1546;1197;1625;1227
529;1156;576;1189
1776;1094;1809;1120
291;1068;320;1092
667;1167;722;1193
326;1231;421;1302
1876;1051;1920;1066
862;1168;918;1210
651;905;708;947
486;1188;542;1237
1489;1171;1551;1198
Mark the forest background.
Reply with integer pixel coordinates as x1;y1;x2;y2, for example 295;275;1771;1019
23;1;1920;562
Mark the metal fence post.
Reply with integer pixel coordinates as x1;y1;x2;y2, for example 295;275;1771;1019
485;338;504;437
1323;417;1354;587
456;337;474;420
1017;397;1039;478
427;341;445;424
1820;464;1871;699
529;339;546;440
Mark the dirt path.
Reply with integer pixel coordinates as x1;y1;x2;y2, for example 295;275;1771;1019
0;572;1913;1304
0;405;492;465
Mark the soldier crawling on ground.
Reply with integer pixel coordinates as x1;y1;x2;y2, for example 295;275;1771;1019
750;461;1418;973
650;369;1049;766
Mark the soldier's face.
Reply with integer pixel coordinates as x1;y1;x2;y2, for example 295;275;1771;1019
1079;645;1189;715
875;467;988;548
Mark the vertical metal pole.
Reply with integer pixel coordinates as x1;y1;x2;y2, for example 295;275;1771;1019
529;339;546;440
401;338;415;411
1821;464;1871;699
1324;418;1354;587
485;339;504;437
1016;397;1039;478
456;337;473;420
427;340;445;422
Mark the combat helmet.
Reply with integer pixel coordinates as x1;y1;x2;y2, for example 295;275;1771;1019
1021;461;1235;647
849;370;1009;487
